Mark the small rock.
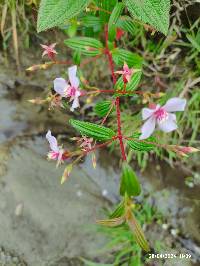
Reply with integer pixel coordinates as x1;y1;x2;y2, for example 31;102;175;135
76;190;82;197
102;189;108;197
15;202;24;216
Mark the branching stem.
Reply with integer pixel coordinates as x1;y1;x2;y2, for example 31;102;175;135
104;25;127;161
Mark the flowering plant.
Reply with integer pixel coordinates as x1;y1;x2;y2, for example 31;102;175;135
28;0;198;252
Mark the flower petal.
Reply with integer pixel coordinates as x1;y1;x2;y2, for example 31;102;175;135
125;74;131;82
139;116;156;139
70;97;80;112
68;65;80;88
123;63;129;72
42;50;48;57
115;70;124;74
142;108;155;120
46;130;59;152
40;44;48;49
163;98;186;112
49;43;57;49
53;78;68;97
158;113;178;133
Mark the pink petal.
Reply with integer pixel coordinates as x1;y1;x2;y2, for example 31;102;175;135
42;50;48;57
163;98;186;112
115;70;124;74
50;48;57;54
70;97;80;112
123;63;129;72
68;65;79;88
53;78;68;97
40;44;49;49
125;74;131;82
139;116;156;139
142;108;155;120
75;90;81;97
158;113;178;133
46;130;59;152
49;43;57;49
48;151;59;160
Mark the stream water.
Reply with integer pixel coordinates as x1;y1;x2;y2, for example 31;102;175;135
0;58;199;266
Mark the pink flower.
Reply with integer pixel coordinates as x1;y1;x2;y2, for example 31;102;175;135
171;145;199;157
40;43;57;60
79;136;93;151
46;130;68;165
115;63;138;83
53;65;82;112
140;97;187;139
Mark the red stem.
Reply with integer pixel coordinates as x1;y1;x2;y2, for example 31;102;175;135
104;25;117;84
89;89;145;95
116;97;127;160
84;138;117;155
104;25;127;161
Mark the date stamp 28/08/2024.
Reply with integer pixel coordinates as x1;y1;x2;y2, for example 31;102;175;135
148;253;192;259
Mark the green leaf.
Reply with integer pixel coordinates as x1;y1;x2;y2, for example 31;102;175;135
124;0;170;35
37;0;90;32
73;50;81;65
116;16;138;36
120;163;141;197
94;100;113;117
127;133;157;152
108;3;125;40
109;200;125;219
66;23;77;38
81;15;102;31
97;216;125;227
126;71;142;92
64;37;103;56
126;209;150;252
70;119;115;141
115;71;142;95
186;34;200;53
112;48;143;68
96;0;117;22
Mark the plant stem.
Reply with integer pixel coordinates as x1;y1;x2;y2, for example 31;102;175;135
116;97;127;161
84;139;116;154
104;25;127;161
104;25;117;84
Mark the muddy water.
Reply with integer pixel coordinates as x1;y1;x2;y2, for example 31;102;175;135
0;63;199;266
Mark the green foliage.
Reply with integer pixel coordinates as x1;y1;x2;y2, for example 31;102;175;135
108;3;125;41
37;0;90;32
70;119;116;141
124;0;170;35
92;201;163;265
112;48;143;68
186;33;200;53
81;15;102;32
116;16;138;36
109;200;125;219
127;133;157;152
64;37;103;56
94;100;113;117
115;71;142;94
95;0;117;23
120;163;141;197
